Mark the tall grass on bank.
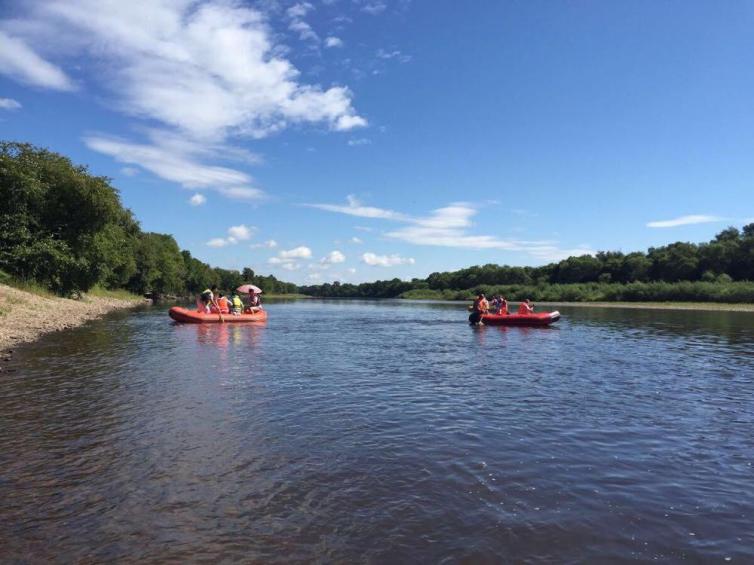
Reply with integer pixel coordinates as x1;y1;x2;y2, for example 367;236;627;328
400;281;754;303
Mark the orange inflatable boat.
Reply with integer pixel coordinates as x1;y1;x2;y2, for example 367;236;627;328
169;306;267;324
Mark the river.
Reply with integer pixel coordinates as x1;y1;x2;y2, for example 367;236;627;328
1;300;753;562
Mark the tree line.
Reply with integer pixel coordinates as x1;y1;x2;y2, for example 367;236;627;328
0;142;297;297
300;224;754;302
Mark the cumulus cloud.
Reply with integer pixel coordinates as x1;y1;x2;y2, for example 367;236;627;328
268;245;311;271
321;250;346;264
0;97;21;110
206;224;255;247
279;246;313;259
362;252;415;267
0;31;75;90
207;237;230;248
350;236;363;244
189;193;206;206
228;224;254;241
646;215;724;228
325;36;343;48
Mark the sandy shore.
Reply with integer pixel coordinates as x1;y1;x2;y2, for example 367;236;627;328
0;284;143;362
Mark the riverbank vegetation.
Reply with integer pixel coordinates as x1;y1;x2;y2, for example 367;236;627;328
0;142;296;298
300;225;754;303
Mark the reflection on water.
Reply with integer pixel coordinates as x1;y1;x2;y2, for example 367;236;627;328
1;300;753;562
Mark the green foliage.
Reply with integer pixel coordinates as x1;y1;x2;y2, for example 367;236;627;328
0;141;297;298
303;223;754;302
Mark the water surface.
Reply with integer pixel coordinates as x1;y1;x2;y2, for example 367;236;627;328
1;300;753;562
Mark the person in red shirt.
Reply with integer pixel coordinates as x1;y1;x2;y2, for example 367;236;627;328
518;299;534;315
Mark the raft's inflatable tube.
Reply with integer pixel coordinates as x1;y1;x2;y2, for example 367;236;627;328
169;306;267;324
480;311;560;327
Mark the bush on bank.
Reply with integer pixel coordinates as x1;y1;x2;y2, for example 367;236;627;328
399;281;754;303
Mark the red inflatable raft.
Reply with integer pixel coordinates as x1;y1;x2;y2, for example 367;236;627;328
480;311;560;327
169;306;267;324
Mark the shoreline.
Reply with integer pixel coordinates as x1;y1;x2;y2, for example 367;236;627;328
0;284;145;365
397;298;754;312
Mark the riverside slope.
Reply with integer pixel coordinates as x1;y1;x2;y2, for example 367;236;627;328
0;284;142;356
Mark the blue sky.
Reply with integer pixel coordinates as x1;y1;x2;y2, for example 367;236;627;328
1;0;753;284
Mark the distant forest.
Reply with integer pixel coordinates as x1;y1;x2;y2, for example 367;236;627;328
0;142;296;297
4;141;754;303
300;225;754;303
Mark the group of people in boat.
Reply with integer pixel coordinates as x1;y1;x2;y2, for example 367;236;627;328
469;292;534;324
199;285;262;316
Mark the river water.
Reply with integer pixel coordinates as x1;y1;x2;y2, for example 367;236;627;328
1;300;753;563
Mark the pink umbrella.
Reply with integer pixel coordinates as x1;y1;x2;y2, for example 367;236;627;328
236;284;262;294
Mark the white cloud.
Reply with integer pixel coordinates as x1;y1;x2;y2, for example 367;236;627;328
84;133;265;200
335;114;368;130
362;252;415;267
376;48;412;63
309;197;594;261
0;31;75;90
347;267;356;274
74;1;360;137
347;137;371;146
250;239;278;249
325;36;343;48
207;237;229;248
269;246;311;271
207;224;255;247
4;0;366;179
646;215;724;228
287;3;314;19
362;2;387;15
280;246;312;259
228;224;253;241
321;250;346;264
350;236;363;244
189;193;206;206
287;3;319;43
0;97;21;110
305;195;409;221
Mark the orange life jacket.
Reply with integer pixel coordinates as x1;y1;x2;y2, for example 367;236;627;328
518;302;533;315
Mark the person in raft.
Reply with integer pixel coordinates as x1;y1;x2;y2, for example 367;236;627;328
497;295;509;315
230;291;244;316
199;285;220;313
489;295;501;313
215;293;230;314
469;293;489;325
518;299;535;315
245;290;262;313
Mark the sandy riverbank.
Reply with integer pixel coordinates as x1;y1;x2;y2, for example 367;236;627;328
0;284;144;361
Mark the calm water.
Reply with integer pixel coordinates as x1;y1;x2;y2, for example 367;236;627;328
1;300;753;563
